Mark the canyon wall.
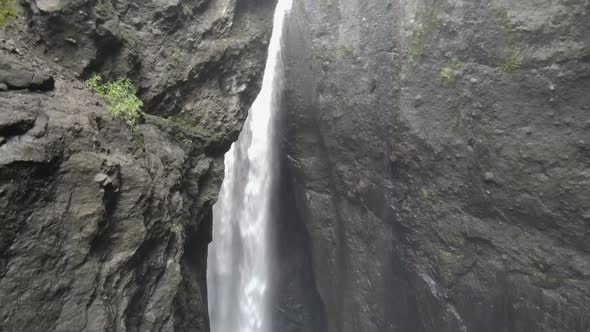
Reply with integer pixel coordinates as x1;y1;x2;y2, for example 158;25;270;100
2;0;590;331
281;0;590;331
0;0;275;330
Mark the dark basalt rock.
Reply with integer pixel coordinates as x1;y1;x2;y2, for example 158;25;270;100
2;0;589;330
0;52;54;90
280;0;590;331
0;0;276;331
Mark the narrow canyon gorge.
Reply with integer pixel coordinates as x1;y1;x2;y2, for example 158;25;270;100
0;0;589;331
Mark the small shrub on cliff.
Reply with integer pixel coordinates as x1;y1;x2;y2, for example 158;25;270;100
0;0;19;26
86;74;144;128
437;57;464;87
438;67;456;86
501;50;522;73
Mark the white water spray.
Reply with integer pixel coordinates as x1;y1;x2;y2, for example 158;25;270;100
207;1;292;331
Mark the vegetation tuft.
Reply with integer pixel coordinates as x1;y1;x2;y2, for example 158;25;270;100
494;8;511;31
409;24;426;60
419;185;440;204
437;57;464;87
501;49;522;72
0;0;19;26
336;45;356;61
170;223;183;234
409;7;442;60
163;116;210;136
86;74;144;128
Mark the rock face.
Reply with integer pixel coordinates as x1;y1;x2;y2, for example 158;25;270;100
0;0;275;331
281;0;590;331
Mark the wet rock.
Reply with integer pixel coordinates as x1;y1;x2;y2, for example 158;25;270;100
281;0;590;331
0;52;54;91
0;109;37;137
64;37;77;45
0;0;277;331
34;0;66;13
93;173;114;189
483;172;495;183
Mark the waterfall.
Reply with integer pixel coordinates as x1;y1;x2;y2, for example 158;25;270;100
207;1;292;331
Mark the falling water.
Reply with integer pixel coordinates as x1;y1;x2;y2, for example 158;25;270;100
207;1;292;332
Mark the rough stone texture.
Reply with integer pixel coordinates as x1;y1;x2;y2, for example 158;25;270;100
272;148;326;332
282;0;590;331
0;0;275;330
0;53;54;90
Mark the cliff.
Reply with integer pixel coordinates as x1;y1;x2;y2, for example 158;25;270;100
2;0;590;331
0;0;275;330
281;0;590;331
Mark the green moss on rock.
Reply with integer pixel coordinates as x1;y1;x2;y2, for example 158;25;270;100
494;8;512;31
163;116;210;137
501;49;522;72
0;0;19;26
170;223;183;234
533;271;564;289
409;7;442;60
437;57;464;87
437;249;465;286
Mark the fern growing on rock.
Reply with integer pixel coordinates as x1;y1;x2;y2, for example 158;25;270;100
86;74;144;128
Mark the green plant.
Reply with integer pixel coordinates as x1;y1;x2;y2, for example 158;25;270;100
163;116;210;136
438;67;456;86
532;271;564;289
501;49;522;72
336;45;356;61
0;0;19;26
408;7;443;60
450;57;464;71
170;223;182;234
342;45;354;56
86;74;144;128
437;57;464;87
420;186;430;200
494;8;511;31
409;24;426;60
419;185;440;204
